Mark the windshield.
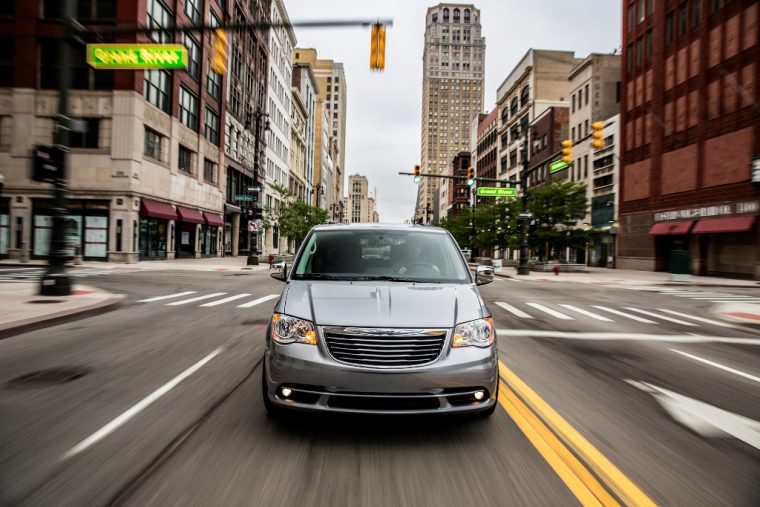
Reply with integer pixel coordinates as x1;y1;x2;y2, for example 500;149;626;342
292;229;470;283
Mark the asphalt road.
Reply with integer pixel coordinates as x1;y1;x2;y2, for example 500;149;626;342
0;269;758;506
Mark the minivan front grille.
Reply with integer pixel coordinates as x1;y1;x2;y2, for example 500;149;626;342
323;328;447;368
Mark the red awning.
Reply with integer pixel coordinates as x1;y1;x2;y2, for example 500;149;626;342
176;206;204;224
203;212;224;227
140;199;177;221
649;220;694;235
692;215;756;234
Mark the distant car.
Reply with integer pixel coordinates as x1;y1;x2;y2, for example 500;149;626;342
263;223;498;416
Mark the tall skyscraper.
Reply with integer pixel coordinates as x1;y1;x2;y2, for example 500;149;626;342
418;4;485;223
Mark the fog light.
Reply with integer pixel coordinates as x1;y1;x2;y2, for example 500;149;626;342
473;391;485;401
281;387;292;398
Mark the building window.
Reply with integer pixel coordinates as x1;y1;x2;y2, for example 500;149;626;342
207;68;221;101
69;118;100;148
453;8;460;23
646;29;653;60
509;149;518;167
572;126;576;141
710;0;721;14
443;8;449;22
184;32;200;80
42;0;62;19
0;38;13;87
520;85;530;107
678;2;688;36
666;10;675;44
78;0;117;21
178;145;193;174
179;87;198;131
204;158;216;183
432;12;437;22
510;97;518;116
638;0;646;22
184;0;201;25
647;0;655;16
584;84;589;105
692;0;702;26
144;127;162;160
147;0;172;43
204;107;219;144
636;36;644;66
572;94;576;112
584;119;589;136
144;69;171;113
627;43;634;70
627;4;635;32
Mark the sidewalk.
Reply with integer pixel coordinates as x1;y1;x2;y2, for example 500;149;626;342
0;283;126;337
0;256;271;273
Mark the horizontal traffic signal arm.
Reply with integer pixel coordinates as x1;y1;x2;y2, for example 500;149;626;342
398;171;517;185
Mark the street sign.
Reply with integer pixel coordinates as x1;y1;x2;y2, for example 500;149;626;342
549;159;569;173
751;155;760;183
86;44;188;70
33;145;65;182
234;195;253;202
476;187;517;197
518;212;534;219
247;186;262;192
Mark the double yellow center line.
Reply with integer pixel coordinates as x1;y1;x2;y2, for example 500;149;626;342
498;361;657;507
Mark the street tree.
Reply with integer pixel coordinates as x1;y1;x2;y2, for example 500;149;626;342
526;180;588;260
263;184;330;247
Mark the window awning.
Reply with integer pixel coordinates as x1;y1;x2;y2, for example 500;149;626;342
692;215;756;234
203;212;224;228
176;206;204;224
649;220;694;235
140;199;177;221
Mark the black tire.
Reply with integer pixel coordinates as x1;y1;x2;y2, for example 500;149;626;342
261;365;281;417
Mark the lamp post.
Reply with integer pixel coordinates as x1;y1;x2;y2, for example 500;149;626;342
248;108;268;264
517;133;531;276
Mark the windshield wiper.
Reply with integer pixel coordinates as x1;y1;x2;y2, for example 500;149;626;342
349;275;440;283
293;273;343;280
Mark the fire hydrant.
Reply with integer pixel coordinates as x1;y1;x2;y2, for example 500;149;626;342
268;254;274;267
553;264;561;276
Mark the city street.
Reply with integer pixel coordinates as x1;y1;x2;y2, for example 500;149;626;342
1;268;758;506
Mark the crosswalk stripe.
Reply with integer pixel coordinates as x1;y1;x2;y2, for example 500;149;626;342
710;299;760;303
623;308;698;326
137;291;197;303
199;293;252;307
559;304;613;322
236;294;279;308
592;306;656;323
494;302;534;319
526;303;574;320
659;309;734;328
167;293;227;306
687;295;751;299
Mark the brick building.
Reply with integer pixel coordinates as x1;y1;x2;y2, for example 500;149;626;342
527;106;570;186
445;152;472;218
619;0;760;278
475;107;498;204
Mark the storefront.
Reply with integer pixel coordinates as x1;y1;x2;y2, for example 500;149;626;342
176;207;204;258
0;197;9;258
139;198;175;260
201;212;223;257
31;199;110;260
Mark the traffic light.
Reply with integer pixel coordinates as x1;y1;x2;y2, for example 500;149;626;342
561;139;573;164
413;164;422;183
211;28;228;74
591;121;605;150
466;167;475;186
370;23;386;71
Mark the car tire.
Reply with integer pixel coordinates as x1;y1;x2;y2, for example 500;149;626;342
261;365;281;417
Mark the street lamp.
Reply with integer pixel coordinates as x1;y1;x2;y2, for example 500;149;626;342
517;129;532;276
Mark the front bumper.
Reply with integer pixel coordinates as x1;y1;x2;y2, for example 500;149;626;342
264;330;498;415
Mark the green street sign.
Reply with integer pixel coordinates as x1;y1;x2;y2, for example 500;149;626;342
86;44;188;70
476;187;517;197
234;195;253;202
549;159;569;173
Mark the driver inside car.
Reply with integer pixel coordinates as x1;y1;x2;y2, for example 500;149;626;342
391;239;440;275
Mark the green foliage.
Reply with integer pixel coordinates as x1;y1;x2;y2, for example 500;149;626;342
262;183;330;243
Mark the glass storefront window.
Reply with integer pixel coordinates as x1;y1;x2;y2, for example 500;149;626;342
139;218;167;259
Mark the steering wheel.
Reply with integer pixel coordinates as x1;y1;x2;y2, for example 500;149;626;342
403;262;439;276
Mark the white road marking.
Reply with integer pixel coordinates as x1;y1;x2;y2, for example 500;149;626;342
659;309;735;328
591;306;656;323
624;307;698;326
625;380;760;451
62;347;224;459
0;267;42;272
167;293;227;305
710;300;760;303
559;304;613;322
199;293;252;307
525;303;574;320
670;349;760;384
137;291;197;303
494;329;760;345
237;294;279;308
494;302;534;319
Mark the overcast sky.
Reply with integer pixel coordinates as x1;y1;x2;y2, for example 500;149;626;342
288;0;623;223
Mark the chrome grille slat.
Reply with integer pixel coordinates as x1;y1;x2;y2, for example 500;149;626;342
323;327;446;368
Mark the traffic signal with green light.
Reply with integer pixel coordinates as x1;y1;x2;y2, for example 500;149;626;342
561;139;573;164
413;164;422;183
211;29;228;74
370;23;386;71
466;167;475;186
591;121;605;150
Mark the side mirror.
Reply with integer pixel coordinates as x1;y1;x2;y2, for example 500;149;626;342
475;265;494;286
270;261;287;282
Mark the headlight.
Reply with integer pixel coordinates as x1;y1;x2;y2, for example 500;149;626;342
452;317;494;348
272;313;317;345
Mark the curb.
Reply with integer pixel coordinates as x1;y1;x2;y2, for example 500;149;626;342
0;294;127;339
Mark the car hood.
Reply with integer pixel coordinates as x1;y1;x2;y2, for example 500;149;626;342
281;280;485;328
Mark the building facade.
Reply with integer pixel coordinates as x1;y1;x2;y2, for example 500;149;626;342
291;63;318;200
446;152;472;218
289;87;308;202
475;107;498;203
589;114;620;267
0;0;241;262
619;0;760;278
527;106;570;186
419;4;485;223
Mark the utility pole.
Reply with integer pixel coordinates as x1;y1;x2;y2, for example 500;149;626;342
41;0;74;296
517;135;531;276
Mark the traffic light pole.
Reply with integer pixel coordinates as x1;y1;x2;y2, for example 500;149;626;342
41;0;74;296
517;144;531;276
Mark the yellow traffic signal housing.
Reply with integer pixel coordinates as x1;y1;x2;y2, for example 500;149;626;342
591;121;605;150
370;23;386;71
561;139;573;164
466;167;475;185
413;164;422;183
211;28;228;74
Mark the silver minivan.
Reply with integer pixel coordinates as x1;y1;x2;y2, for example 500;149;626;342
263;223;498;416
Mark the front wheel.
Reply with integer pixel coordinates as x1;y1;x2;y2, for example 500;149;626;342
261;365;281;417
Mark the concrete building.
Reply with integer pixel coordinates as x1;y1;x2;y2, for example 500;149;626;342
292;49;347;210
589;114;620;267
0;0;254;262
289;88;308;202
474;107;498;205
263;0;296;256
526;106;570;187
419;4;485;224
347;174;380;223
496;49;580;186
619;0;760;278
291;63;318;200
